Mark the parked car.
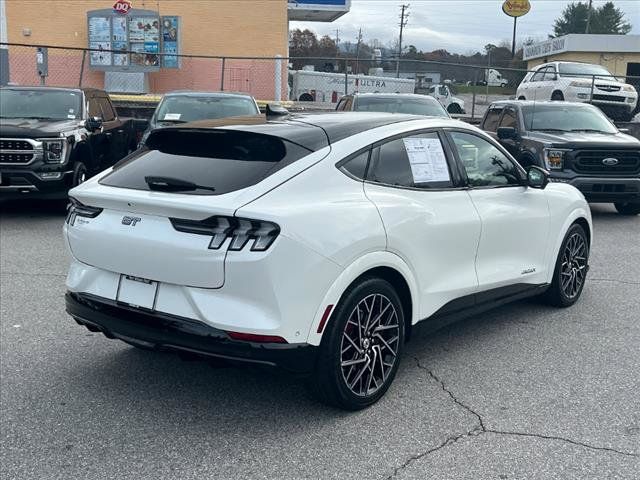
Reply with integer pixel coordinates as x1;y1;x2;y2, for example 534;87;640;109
64;112;592;410
481;100;640;215
139;91;260;146
515;61;638;121
426;84;465;114
335;93;449;117
0;86;142;200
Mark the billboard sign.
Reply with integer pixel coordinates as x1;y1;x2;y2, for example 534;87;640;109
502;0;530;18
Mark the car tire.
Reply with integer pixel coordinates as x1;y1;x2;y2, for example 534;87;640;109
518;96;526;100
310;277;405;410
614;202;640;215
447;103;462;114
543;223;590;308
71;162;88;188
551;91;564;101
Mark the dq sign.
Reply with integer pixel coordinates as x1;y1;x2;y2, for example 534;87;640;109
502;0;530;17
113;0;132;15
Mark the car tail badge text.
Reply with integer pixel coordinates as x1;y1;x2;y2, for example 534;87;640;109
122;216;142;226
602;158;619;166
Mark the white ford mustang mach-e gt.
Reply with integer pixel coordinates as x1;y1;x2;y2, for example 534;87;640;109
64;112;592;410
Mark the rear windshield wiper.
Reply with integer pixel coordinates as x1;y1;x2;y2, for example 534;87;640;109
0;115;59;120
144;176;216;193
157;119;188;124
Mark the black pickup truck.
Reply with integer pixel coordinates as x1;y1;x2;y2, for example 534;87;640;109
481;100;640;215
0;86;143;200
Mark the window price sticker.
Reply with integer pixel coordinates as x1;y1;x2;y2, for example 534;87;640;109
403;137;451;183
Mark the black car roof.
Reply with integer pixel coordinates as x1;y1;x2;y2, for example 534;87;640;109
169;112;424;151
489;100;596;109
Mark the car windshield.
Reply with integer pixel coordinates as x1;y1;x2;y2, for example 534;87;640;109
558;63;614;79
0;89;82;120
154;95;259;123
354;97;448;117
523;104;617;134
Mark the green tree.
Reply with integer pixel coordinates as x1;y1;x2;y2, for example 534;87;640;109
591;1;632;34
552;1;632;36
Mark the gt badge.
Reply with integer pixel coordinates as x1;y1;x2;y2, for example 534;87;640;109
122;216;142;226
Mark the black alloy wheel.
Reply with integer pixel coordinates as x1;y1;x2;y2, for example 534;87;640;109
544;223;589;307
311;277;405;410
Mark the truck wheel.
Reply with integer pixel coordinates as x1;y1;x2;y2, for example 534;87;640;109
614;202;640;215
551;91;564;101
447;104;462;114
299;93;314;102
72;162;88;187
310;277;405;410
543;223;589;308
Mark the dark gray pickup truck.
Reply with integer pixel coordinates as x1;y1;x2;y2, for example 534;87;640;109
481;100;640;215
0;86;144;200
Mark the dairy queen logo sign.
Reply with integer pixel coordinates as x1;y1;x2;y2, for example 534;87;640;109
113;0;132;14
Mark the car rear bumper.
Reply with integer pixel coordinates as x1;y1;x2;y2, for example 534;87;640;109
557;175;640;203
66;292;318;373
0;168;73;200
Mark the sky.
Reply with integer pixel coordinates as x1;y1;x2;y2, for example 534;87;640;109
289;0;640;54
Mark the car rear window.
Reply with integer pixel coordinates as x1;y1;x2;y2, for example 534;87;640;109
154;95;259;123
100;129;312;195
355;97;448;117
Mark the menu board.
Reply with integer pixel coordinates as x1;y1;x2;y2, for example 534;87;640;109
112;17;127;41
89;17;110;42
88;10;180;70
89;42;112;66
161;16;180;68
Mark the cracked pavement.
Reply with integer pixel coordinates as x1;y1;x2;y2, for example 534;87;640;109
1;201;639;480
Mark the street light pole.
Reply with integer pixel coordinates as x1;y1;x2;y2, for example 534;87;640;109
511;16;517;58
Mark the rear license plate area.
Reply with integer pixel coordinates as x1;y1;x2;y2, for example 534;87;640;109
117;275;158;310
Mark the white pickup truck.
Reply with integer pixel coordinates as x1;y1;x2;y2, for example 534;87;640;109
289;70;415;104
426;84;466;114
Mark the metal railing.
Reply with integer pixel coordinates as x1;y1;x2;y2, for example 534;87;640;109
1;42;638;122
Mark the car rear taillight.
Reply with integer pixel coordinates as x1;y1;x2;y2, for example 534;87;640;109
170;215;280;252
66;197;103;225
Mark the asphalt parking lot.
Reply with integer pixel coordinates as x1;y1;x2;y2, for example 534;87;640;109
0;201;638;480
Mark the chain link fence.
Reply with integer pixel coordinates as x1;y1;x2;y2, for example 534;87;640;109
2;43;639;123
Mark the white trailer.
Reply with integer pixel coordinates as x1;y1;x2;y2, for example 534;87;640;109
290;70;415;104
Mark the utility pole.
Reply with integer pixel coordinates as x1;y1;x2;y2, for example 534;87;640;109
335;29;340;73
396;4;409;79
585;0;593;34
355;28;363;75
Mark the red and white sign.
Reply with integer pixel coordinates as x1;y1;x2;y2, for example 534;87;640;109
113;0;132;15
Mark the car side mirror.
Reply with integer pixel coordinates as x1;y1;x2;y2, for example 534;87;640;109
266;103;289;117
527;166;549;189
497;127;517;140
85;116;103;132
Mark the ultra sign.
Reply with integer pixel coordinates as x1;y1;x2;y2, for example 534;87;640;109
113;0;132;15
502;0;530;18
